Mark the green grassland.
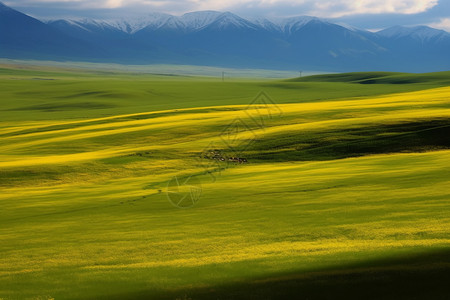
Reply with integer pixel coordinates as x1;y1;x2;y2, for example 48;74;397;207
0;63;449;299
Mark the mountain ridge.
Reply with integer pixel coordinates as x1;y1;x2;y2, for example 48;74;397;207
0;2;449;72
50;10;449;37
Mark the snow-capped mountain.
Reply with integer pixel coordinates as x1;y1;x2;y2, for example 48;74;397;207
378;25;449;42
251;17;280;32
109;11;259;33
202;12;259;30
47;18;121;34
276;16;320;35
115;13;178;33
1;1;449;72
179;11;224;30
105;12;325;34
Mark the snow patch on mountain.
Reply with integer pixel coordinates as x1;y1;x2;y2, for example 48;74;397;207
377;25;449;41
251;17;280;32
179;11;223;29
207;12;259;30
110;12;175;33
277;16;318;34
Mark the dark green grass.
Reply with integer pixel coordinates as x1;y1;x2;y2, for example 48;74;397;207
98;248;450;300
2;66;450;122
9;101;118;111
243;119;450;161
287;71;450;85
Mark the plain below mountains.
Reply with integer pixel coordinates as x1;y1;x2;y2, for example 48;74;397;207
0;1;449;72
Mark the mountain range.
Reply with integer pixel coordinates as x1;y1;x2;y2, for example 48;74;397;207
1;1;449;72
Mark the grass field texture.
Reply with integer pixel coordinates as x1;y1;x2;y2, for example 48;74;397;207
0;64;449;299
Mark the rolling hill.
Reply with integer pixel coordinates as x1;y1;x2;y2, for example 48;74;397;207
0;64;449;299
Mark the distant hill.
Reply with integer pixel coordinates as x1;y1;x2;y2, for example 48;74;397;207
288;71;450;85
0;2;103;60
0;2;449;72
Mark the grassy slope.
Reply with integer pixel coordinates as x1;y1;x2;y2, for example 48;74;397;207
0;66;449;299
287;71;450;85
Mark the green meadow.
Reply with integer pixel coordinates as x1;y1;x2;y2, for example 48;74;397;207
0;63;449;299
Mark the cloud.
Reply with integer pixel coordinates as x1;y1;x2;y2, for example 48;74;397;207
429;18;450;32
4;0;440;17
306;0;439;18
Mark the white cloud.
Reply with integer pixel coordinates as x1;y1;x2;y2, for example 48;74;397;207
429;18;450;32
158;0;439;17
302;0;439;18
105;0;124;9
4;0;440;18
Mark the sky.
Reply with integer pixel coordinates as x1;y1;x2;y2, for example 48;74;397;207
3;0;450;31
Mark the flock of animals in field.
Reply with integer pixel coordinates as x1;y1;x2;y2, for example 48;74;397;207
202;149;248;164
125;149;248;164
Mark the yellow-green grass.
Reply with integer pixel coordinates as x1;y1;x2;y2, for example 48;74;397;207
0;65;449;299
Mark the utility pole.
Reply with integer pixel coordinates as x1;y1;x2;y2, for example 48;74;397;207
299;70;302;77
222;71;225;82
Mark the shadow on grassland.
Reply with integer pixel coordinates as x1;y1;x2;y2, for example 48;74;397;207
98;248;450;300
286;71;450;85
246;119;450;162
